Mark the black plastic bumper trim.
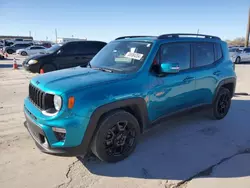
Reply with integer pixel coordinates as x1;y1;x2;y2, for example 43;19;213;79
24;111;88;157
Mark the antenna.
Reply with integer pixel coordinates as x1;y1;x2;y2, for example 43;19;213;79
196;29;200;37
55;28;58;43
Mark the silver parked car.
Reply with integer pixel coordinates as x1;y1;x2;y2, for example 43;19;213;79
230;47;250;63
16;46;46;56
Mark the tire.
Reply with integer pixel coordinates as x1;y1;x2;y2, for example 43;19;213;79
21;51;28;56
6;49;14;54
40;64;56;73
235;56;241;64
210;87;232;120
91;110;140;163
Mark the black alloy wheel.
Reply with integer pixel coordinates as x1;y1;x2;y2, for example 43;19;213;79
104;120;136;157
91;110;140;162
211;87;231;120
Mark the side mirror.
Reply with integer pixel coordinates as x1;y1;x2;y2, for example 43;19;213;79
160;62;180;74
56;50;62;55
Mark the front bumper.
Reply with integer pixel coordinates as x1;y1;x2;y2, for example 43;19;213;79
24;106;90;157
22;63;31;71
22;63;40;73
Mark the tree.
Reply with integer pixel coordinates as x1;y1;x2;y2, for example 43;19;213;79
226;37;245;46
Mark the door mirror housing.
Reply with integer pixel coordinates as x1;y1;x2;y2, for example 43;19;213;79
56;50;62;55
160;62;180;74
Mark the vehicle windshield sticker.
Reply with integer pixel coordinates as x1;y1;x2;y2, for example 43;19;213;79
124;52;143;60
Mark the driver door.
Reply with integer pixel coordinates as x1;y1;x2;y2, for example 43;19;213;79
148;42;196;121
244;48;250;61
240;48;250;62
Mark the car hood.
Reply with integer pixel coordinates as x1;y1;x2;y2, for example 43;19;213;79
31;67;128;94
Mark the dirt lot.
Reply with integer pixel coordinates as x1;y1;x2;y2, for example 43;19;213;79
1;55;250;188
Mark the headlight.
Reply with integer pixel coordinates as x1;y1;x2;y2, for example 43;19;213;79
28;59;38;65
53;95;62;111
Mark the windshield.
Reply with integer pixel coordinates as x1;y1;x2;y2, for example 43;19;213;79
46;44;62;54
89;41;152;73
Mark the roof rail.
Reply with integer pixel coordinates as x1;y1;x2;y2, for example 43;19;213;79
115;36;155;40
158;33;221;40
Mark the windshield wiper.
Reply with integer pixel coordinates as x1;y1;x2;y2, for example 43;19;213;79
93;67;113;73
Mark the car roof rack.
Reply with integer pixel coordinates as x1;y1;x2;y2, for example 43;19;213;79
158;33;221;40
115;36;155;40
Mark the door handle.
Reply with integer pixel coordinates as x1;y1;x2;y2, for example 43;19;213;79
183;76;194;83
213;71;221;76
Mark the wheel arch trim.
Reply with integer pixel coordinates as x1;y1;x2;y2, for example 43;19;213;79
78;97;150;154
213;77;236;103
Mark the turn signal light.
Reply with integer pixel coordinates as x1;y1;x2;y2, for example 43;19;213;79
68;97;75;109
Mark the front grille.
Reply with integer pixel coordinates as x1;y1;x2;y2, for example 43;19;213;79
29;84;46;110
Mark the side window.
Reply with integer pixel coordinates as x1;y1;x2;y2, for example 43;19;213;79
194;43;215;67
160;43;191;70
214;43;222;61
33;47;43;49
61;43;79;55
77;42;105;55
245;48;250;53
22;44;30;48
93;42;106;52
75;43;90;54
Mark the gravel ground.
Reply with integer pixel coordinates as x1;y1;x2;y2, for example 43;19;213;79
0;55;250;188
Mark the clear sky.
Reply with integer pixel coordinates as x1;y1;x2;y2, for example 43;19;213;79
0;0;249;42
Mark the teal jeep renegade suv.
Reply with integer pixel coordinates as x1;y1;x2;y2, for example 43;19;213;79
24;33;236;162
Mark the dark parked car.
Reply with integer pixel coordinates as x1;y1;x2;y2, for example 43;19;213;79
3;43;33;54
22;40;107;73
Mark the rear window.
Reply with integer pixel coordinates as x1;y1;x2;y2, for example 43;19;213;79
194;43;215;67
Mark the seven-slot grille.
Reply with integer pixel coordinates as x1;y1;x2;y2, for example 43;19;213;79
29;84;46;110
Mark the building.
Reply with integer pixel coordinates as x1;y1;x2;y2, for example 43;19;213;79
56;37;87;43
0;35;33;40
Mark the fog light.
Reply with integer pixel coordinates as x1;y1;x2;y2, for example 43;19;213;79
52;127;66;141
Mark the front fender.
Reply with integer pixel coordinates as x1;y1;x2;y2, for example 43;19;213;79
77;97;150;154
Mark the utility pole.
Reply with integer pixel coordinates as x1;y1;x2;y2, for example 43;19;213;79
29;31;31;37
55;28;58;43
245;7;250;47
